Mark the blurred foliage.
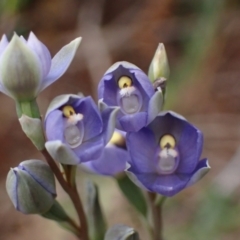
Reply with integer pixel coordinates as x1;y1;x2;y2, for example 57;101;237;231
0;0;33;14
165;190;240;240
165;0;225;109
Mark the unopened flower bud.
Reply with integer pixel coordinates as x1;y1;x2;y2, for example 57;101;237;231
148;43;170;82
0;32;81;103
6;160;56;214
0;33;41;101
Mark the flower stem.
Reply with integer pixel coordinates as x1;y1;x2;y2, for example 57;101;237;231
41;148;89;240
148;192;166;240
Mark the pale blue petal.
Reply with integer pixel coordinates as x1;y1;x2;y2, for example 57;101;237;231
0;35;8;57
45;140;80;165
147;90;163;124
27;32;51;78
41;37;81;90
186;159;210;187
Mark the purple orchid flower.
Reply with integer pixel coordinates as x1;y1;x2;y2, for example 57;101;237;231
126;111;210;197
45;94;119;165
98;61;163;132
82;130;130;176
0;32;81;101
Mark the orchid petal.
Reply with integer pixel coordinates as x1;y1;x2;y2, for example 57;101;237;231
27;32;51;78
41;37;82;91
147;90;163;124
186;159;210;187
45;140;80;165
73;136;104;163
100;106;119;144
0;35;8;57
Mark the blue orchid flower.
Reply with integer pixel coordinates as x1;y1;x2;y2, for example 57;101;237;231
45;94;118;165
98;61;163;132
126;111;210;197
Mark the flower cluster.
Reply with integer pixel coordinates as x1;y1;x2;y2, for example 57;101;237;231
4;31;210;222
42;59;210;197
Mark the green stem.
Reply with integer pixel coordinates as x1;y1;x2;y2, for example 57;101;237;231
16;99;41;118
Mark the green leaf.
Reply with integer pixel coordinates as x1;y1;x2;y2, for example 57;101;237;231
116;174;147;217
85;180;107;240
41;200;79;237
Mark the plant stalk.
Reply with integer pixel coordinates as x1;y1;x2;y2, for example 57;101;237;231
148;192;165;240
41;148;89;240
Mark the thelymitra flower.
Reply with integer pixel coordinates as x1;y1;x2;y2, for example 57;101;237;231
45;94;118;164
98;61;163;132
126;111;210;197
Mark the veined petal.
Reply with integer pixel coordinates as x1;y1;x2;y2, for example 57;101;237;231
0;35;8;57
14;169;54;214
126;128;157;173
41;37;82;91
83;144;129;176
74;96;103;141
0;34;42;100
104;61;140;75
27;32;51;78
19;160;56;196
177;123;203;174
125;165;149;191
6;169;18;210
147;90;163;124
132;172;190;197
73;136;104;163
100;106;119;144
0;36;11;96
45;94;80;118
186;159;210;187
98;98;108;112
45;110;64;142
119;112;147;132
45;140;80;165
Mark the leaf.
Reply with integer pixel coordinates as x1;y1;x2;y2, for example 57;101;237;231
116;174;147;217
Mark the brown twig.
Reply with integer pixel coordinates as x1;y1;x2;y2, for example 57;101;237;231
41;148;89;240
148;192;164;240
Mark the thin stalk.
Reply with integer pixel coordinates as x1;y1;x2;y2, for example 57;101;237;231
41;148;89;240
148;192;165;240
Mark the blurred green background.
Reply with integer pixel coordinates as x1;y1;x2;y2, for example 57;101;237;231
0;0;240;239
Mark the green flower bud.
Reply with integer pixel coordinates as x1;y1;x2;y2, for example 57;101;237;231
0;32;81;102
6;160;56;214
148;43;170;82
0;34;42;101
